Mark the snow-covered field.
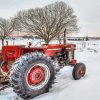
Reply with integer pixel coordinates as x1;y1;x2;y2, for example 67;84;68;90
0;39;100;100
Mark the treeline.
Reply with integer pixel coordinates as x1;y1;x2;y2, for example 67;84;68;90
0;1;78;46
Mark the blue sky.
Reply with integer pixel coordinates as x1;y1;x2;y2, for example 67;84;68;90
0;0;100;35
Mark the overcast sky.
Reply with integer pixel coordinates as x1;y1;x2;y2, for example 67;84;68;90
0;0;100;35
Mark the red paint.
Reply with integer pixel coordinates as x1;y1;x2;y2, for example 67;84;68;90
70;59;77;65
27;66;45;85
1;44;76;62
1;43;77;77
76;67;85;77
1;62;9;73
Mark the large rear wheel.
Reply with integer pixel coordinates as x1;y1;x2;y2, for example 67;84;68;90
10;52;55;99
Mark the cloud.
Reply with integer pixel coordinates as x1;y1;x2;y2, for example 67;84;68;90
0;0;55;18
0;0;100;34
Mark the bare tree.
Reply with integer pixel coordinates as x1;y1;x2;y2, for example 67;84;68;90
0;18;16;46
15;1;78;44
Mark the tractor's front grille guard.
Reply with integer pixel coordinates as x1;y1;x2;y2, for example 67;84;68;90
68;51;74;62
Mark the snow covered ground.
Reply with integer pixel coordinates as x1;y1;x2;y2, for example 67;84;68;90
0;39;100;100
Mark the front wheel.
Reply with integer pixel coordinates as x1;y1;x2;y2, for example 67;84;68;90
10;52;55;99
72;63;86;80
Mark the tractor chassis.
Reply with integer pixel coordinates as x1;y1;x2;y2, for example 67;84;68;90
0;43;86;99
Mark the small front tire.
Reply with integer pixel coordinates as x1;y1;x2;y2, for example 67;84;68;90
72;63;86;80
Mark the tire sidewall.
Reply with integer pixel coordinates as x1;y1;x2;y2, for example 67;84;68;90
72;63;86;80
11;53;55;98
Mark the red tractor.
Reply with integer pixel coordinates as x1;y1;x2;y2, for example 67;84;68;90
0;32;86;99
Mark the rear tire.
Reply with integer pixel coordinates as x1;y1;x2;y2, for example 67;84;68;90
10;52;55;99
72;63;86;80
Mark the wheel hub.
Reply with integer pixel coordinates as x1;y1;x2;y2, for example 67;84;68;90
77;67;85;77
28;66;45;85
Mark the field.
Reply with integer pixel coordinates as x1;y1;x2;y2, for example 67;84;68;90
0;39;100;100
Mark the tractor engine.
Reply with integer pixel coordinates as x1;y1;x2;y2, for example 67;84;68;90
49;44;77;70
52;47;69;67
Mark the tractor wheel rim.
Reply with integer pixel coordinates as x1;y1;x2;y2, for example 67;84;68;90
28;66;45;85
26;63;50;90
77;66;85;78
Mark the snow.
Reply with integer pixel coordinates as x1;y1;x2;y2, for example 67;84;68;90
0;39;100;100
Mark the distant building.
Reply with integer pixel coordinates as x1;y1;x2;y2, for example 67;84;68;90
67;37;100;41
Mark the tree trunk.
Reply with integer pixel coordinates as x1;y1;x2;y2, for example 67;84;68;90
1;39;4;47
44;39;49;45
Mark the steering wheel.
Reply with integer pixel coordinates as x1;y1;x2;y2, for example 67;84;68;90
34;41;47;47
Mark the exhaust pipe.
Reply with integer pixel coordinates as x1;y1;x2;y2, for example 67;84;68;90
63;28;67;46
